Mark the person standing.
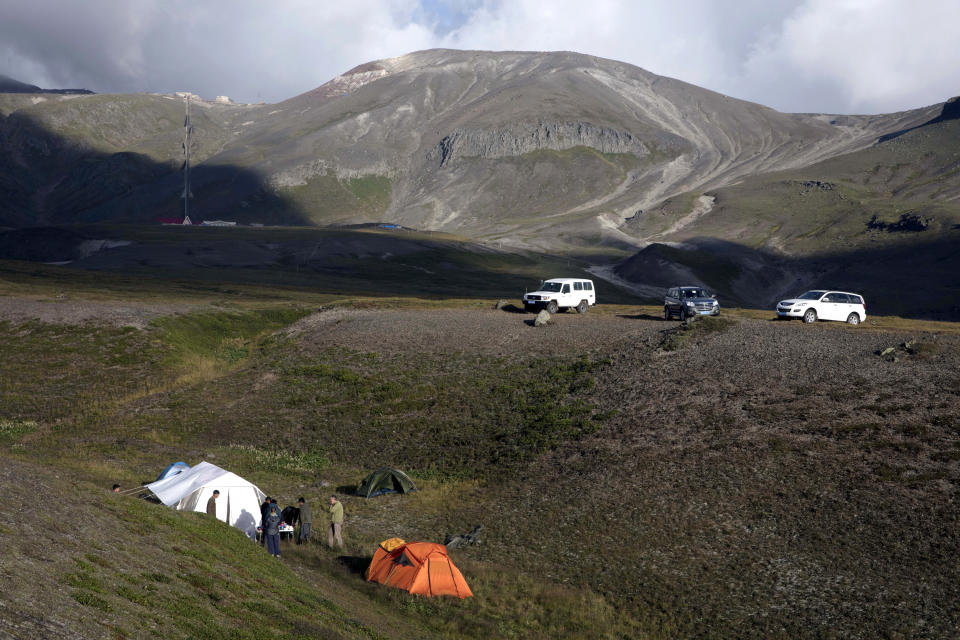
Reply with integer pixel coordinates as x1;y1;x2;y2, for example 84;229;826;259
259;496;271;545
206;490;220;519
296;497;312;545
263;503;282;558
327;495;344;549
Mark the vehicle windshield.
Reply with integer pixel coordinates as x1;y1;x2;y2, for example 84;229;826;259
681;288;705;298
540;282;563;292
797;290;826;300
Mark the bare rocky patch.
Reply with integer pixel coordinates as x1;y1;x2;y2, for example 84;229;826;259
0;296;198;328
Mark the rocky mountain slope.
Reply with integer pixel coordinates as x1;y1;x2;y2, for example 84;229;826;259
615;99;960;317
0;50;939;235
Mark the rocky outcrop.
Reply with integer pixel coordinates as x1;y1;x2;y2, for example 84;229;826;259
931;96;960;123
534;309;551;326
867;212;932;232
427;121;648;166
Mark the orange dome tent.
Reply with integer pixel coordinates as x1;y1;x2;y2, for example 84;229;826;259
367;538;473;599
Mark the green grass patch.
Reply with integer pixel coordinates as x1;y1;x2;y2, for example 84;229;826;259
260;349;608;477
91;497;382;639
660;315;737;351
0;418;37;442
152;308;310;372
224;444;330;475
72;590;113;612
347;175;392;208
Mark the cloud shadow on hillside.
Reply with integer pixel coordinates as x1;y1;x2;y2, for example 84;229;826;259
614;234;960;320
0;110;314;227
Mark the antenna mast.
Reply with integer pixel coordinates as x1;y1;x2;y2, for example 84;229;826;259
181;94;194;219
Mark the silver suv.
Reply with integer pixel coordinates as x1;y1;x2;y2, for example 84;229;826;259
664;286;720;320
776;290;867;325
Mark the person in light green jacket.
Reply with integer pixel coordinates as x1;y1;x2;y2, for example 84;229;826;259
327;495;344;549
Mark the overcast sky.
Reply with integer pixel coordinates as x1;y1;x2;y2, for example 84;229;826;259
1;0;957;114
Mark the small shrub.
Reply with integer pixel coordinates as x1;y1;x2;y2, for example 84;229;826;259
115;584;150;607
72;590;113;612
85;553;113;569
660;316;736;351
931;415;959;432
909;342;938;358
143;572;173;584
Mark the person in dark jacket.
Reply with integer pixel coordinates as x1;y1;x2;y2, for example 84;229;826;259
263;503;282;558
259;496;272;545
296;497;312;545
206;490;220;519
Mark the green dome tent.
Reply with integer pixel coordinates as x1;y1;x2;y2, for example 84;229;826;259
357;467;417;498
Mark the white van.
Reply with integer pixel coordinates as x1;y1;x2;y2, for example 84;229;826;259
522;278;596;314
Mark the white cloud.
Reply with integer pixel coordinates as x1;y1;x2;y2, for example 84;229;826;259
738;0;960;112
0;0;956;112
1;0;437;102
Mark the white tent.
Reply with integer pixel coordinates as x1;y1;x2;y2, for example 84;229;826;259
146;461;265;539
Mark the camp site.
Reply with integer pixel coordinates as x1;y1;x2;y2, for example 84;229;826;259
3;33;960;638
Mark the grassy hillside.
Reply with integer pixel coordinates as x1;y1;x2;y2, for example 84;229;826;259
0;225;644;304
624;109;960;254
617;113;960;317
0;275;647;638
2;262;959;638
0;459;398;639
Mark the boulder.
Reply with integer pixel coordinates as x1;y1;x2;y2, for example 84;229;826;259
494;299;509;310
444;525;483;549
534;310;551;326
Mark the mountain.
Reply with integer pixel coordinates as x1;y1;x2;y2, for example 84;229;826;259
172;49;940;247
1;50;958;316
0;50;937;232
0;74;43;93
0;73;93;94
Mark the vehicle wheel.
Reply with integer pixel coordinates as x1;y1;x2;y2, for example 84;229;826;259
546;300;559;314
803;309;817;323
575;300;588;314
680;307;688;321
846;313;860;325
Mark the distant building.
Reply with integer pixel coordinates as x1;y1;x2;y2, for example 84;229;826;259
215;95;232;104
201;220;237;226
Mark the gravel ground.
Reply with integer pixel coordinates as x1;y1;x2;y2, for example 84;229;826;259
0;296;198;328
287;306;650;357
595;317;960;446
497;316;960;639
